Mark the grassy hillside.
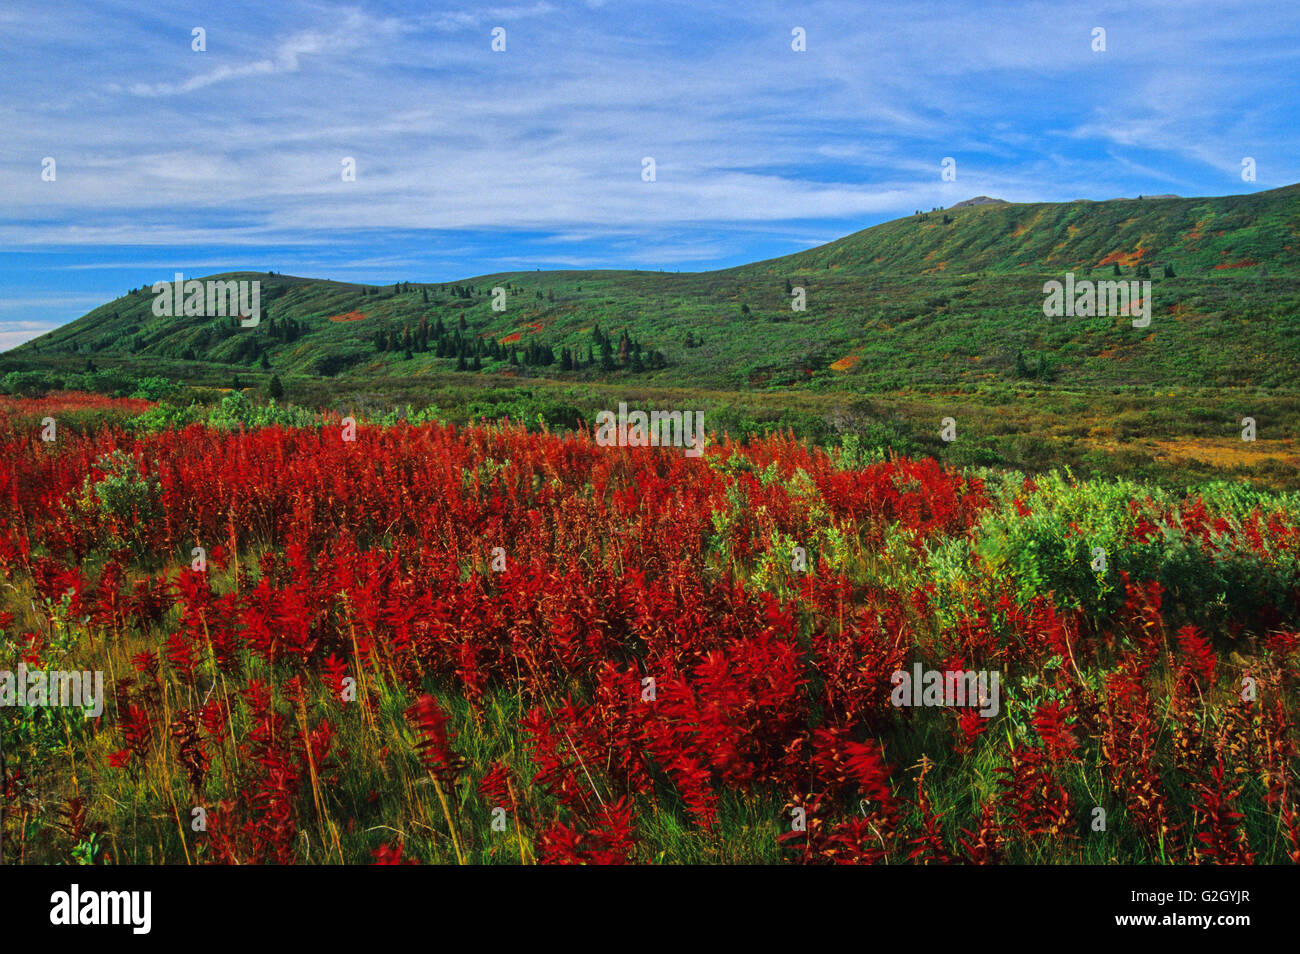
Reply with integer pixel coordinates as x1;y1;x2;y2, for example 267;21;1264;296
4;184;1299;488
740;182;1300;276
8;183;1299;391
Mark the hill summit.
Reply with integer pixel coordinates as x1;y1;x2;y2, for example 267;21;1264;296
949;196;1010;209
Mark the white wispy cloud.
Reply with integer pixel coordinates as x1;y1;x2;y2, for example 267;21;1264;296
125;8;405;96
0;0;1295;265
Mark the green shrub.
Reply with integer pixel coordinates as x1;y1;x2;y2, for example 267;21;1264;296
73;449;162;553
935;470;1300;635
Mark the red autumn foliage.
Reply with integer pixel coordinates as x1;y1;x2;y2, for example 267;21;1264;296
0;398;1297;864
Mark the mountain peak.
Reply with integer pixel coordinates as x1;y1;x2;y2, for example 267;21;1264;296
949;196;1009;209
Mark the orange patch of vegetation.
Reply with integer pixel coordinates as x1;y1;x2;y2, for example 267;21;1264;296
830;355;859;372
327;311;367;322
1098;248;1147;268
1011;210;1045;238
498;321;545;345
1151;438;1300;469
0;391;154;417
1213;259;1258;270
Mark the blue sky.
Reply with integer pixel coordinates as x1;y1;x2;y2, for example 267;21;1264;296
2;0;1297;349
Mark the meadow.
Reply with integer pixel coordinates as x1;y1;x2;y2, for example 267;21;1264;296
1;390;1297;864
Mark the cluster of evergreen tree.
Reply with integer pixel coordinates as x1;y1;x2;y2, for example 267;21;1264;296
266;316;304;344
362;284;417;298
1095;263;1176;277
590;323;666;373
432;332;537;372
1013;348;1055;381
368;315;665;374
453;333;558;371
373;315;446;354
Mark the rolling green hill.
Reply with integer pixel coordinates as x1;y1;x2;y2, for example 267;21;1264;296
7;183;1300;395
5;183;1300;489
